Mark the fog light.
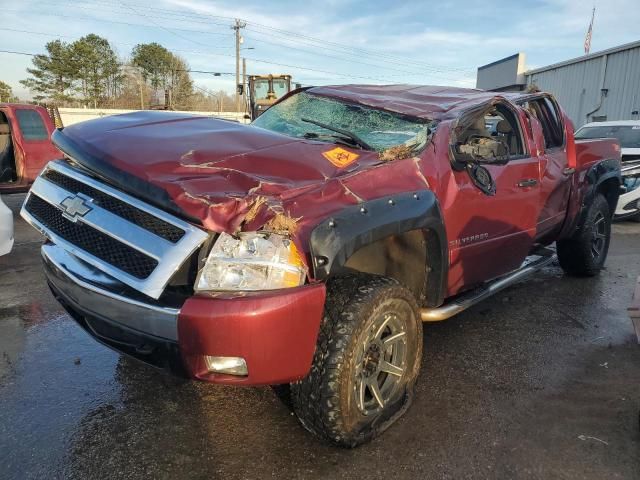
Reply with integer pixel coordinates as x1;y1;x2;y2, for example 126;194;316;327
204;356;248;376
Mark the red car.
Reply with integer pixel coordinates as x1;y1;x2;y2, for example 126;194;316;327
21;86;621;446
0;103;61;193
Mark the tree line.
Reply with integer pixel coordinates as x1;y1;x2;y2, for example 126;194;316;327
14;34;235;111
0;81;18;103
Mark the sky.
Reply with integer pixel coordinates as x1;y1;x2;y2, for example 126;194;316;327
1;0;639;100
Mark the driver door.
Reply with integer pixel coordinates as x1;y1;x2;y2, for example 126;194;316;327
445;104;542;296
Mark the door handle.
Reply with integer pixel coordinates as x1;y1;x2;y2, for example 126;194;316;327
517;179;538;188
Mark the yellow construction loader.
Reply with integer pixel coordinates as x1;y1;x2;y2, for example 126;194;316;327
247;74;293;120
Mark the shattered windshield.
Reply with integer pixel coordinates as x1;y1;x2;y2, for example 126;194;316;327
252;91;431;153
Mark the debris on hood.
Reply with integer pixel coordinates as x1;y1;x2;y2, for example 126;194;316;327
263;212;302;235
379;144;415;162
244;195;268;224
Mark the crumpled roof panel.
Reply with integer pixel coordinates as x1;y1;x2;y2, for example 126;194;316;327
307;84;527;121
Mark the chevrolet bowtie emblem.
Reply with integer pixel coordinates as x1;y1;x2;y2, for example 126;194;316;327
60;195;92;222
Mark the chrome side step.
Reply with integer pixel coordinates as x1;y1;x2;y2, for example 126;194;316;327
420;253;556;322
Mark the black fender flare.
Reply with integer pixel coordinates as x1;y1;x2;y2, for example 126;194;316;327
309;190;448;306
581;158;621;219
562;158;621;238
585;158;621;192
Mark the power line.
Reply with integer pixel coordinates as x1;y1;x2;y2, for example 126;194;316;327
1;9;234;41
45;0;475;74
3;7;471;84
0;49;37;57
0;27;234;54
0;29;456;84
0;48;234;75
1;15;404;82
110;4;462;83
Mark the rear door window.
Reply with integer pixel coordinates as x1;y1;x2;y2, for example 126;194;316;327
15;109;48;141
525;98;564;150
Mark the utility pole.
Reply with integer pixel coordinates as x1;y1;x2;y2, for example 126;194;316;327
232;19;246;113
242;57;247;115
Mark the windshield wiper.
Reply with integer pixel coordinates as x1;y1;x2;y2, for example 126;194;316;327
301;118;372;150
302;132;363;150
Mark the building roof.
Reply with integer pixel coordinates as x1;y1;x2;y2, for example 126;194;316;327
526;39;640;75
307;84;525;121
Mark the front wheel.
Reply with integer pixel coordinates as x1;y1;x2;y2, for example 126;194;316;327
557;193;612;276
291;274;422;447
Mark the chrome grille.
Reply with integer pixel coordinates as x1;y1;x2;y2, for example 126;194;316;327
42;170;185;243
21;160;209;299
26;194;158;279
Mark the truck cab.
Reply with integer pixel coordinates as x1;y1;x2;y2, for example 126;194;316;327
0;104;60;193
20;85;621;448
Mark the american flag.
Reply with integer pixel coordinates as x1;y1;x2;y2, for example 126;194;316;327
584;7;595;54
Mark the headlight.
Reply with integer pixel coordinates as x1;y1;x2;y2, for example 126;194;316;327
195;232;306;292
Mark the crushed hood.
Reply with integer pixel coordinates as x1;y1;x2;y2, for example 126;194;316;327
54;111;424;234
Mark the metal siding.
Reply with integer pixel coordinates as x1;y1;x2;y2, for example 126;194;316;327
525;44;640;128
602;47;640;123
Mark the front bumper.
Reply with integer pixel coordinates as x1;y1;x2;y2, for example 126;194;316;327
43;243;327;385
615;164;640;218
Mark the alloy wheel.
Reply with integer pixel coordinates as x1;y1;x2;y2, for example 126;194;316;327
591;211;607;259
353;311;408;416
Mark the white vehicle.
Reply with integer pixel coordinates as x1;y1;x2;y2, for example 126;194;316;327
0;194;13;255
575;120;640;221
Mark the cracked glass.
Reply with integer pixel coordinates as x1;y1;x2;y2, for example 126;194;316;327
252;92;431;153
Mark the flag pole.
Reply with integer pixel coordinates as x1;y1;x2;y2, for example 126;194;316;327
584;7;595;55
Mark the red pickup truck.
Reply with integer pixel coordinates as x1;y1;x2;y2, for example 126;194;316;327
21;85;621;447
0;103;61;193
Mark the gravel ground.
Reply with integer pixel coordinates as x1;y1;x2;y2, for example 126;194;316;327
1;192;639;480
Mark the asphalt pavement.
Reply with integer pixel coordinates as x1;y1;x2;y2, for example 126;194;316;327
1;192;639;480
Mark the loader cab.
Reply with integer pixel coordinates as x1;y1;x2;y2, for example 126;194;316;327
248;75;292;120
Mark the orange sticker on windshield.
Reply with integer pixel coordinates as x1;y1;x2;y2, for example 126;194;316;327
322;147;359;168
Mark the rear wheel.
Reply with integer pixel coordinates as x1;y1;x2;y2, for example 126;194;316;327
291;274;422;447
557;194;611;276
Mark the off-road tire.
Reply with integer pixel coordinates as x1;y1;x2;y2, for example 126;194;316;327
290;274;422;447
557;194;611;276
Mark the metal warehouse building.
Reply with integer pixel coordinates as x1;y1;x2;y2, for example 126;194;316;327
476;40;640;128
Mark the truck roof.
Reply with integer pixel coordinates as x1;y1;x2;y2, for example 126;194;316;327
307;84;528;121
0;103;45;110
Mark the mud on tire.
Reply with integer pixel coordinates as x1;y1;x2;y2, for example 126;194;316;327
557;193;612;276
290;274;423;447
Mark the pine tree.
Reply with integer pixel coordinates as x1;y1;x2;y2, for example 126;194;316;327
70;34;123;107
20;40;76;103
0;81;18;103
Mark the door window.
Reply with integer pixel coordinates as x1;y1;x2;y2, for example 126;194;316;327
452;103;526;163
15;109;48;141
526;98;564;149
